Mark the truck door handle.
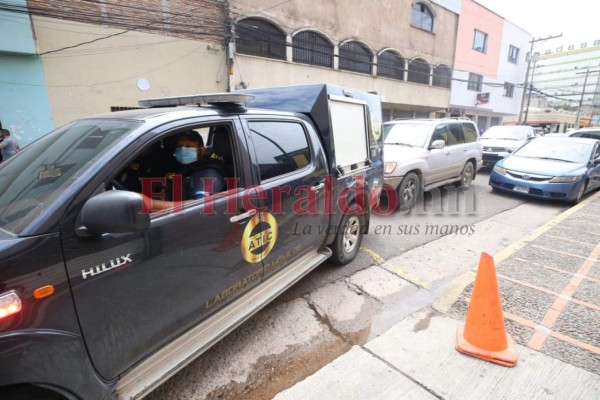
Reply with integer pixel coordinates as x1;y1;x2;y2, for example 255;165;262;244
445;151;451;155
230;209;257;223
311;182;325;192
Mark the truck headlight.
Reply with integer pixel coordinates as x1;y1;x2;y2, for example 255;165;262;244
493;165;506;175
384;162;397;174
549;176;582;183
0;291;21;320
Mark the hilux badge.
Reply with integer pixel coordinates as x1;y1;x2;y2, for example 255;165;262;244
81;254;133;279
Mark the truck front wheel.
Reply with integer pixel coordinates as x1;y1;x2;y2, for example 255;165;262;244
330;213;363;265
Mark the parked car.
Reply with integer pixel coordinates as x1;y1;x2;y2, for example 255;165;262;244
0;84;383;400
568;127;600;140
383;118;482;209
489;136;600;203
480;125;536;167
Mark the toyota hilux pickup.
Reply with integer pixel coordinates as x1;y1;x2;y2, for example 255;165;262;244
0;84;383;399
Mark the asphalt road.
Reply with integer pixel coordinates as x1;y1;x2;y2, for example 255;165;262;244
147;170;570;400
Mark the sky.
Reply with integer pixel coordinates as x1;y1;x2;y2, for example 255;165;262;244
475;0;599;51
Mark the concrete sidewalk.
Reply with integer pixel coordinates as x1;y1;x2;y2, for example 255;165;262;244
274;194;600;399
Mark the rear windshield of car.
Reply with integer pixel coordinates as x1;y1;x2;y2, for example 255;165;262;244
0;119;141;235
482;126;529;140
384;123;432;147
513;139;593;163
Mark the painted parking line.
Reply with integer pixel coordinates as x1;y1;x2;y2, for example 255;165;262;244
526;240;600;351
359;246;385;265
435;191;600;314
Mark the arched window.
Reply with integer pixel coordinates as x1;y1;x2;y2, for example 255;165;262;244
411;2;434;32
236;18;286;60
292;31;333;68
377;50;404;80
407;58;430;85
432;64;451;88
339;41;373;74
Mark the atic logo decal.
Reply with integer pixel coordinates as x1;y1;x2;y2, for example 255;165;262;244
241;212;278;263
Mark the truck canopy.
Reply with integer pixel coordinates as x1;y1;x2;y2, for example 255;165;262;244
238;84;383;177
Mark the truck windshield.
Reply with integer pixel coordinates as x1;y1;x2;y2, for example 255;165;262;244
384;123;431;147
0;119;141;235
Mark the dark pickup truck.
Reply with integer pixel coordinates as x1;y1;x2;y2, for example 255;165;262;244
0;84;383;399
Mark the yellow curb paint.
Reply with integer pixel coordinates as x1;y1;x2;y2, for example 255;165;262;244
391;267;432;290
359;246;386;265
435;190;600;313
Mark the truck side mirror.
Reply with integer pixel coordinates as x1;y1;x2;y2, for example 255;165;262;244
430;139;445;150
79;190;150;235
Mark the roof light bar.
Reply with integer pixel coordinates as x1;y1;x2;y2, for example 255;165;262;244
0;291;21;320
138;93;254;108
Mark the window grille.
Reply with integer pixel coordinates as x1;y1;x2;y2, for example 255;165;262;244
432;64;451;88
339;41;372;74
236;18;286;60
407;58;430;85
377;51;404;80
292;31;333;67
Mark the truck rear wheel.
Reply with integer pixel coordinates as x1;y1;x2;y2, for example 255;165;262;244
330;212;363;265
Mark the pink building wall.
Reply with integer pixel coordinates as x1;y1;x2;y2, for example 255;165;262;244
454;0;504;77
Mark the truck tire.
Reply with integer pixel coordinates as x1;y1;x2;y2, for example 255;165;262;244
330;212;363;265
0;385;65;400
398;172;419;209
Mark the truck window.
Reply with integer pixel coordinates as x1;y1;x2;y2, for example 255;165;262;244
248;121;311;181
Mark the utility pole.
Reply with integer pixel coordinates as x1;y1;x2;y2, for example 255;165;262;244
518;33;562;124
523;58;539;124
575;68;600;127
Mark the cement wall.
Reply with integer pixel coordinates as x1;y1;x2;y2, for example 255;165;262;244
32;16;228;127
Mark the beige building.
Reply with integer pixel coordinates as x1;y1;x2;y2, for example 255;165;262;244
14;1;459;128
231;0;459;120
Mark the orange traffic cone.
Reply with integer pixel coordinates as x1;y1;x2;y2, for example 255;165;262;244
456;252;518;367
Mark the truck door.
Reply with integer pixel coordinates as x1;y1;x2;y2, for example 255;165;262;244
60;119;262;380
242;117;329;278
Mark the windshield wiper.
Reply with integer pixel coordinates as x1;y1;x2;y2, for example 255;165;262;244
534;157;576;163
386;142;413;147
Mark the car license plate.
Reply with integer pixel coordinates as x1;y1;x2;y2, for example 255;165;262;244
513;185;529;193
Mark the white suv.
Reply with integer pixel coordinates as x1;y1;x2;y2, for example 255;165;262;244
383;118;483;209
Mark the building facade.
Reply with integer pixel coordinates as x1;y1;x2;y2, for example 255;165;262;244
531;39;600;127
1;0;229;140
230;0;459;121
449;0;530;131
